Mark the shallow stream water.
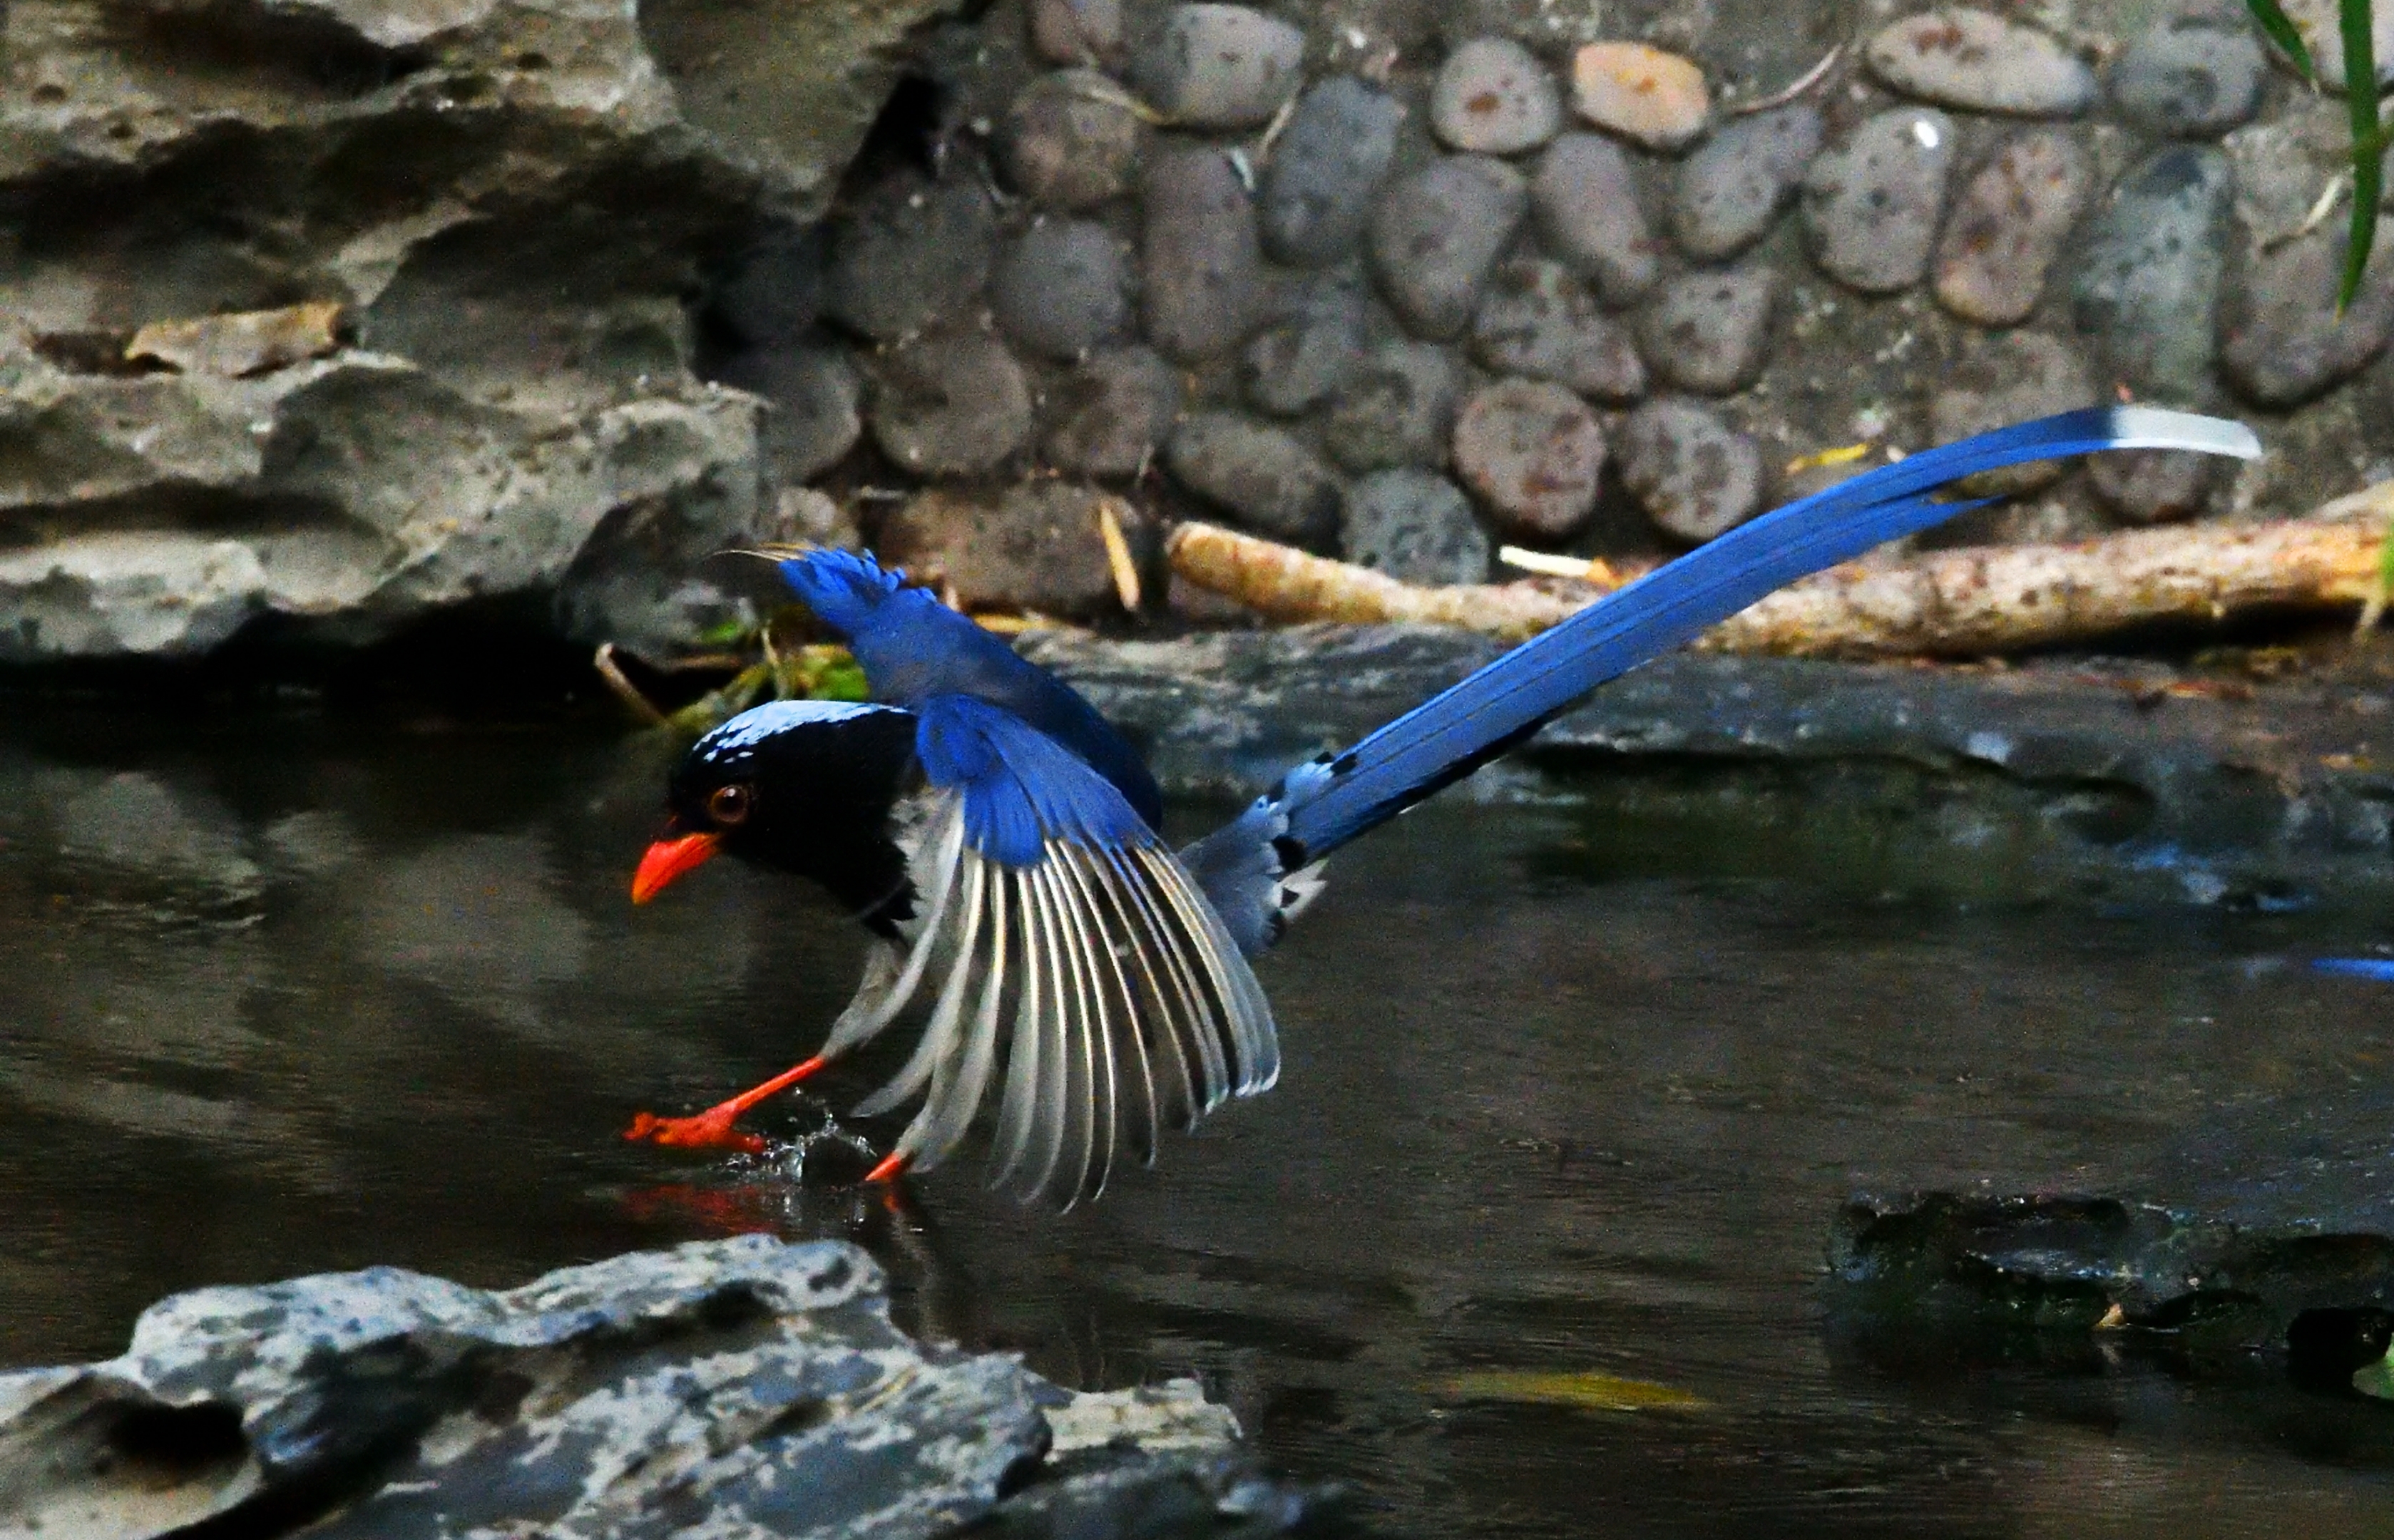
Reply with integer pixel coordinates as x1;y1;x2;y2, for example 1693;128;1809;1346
4;702;2392;1536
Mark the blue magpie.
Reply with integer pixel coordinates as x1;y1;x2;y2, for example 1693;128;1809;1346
625;407;2259;1206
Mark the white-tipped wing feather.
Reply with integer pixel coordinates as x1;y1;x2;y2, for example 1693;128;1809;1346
823;789;1277;1207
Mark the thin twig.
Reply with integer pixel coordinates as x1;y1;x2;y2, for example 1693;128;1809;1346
1725;43;1843;116
593;644;669;726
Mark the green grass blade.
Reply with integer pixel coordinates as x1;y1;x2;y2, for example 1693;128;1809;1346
2341;0;2385;312
2246;0;2317;76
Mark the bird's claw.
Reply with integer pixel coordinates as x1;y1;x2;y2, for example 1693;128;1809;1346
623;1107;769;1156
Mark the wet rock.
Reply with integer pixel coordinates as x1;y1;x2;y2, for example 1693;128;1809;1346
1932;128;2091;327
1261;76;1406;267
1637;267;1776;396
2219;219;2394;407
1029;0;1123;67
1567;41;1709;151
866;330;1035;475
1321;342;1464;472
1801;108;1958;294
825;174;998;342
2089;446;2226;524
1369;155;1530;340
1672;104;1823;262
1431;36;1562;155
1530;133;1662;306
1001;69;1144;211
2270;0;2394;92
1471;259;1647;402
2070;145;2231;400
1617;397;1765;543
712;342;863;483
1342;469;1492;584
1143;149;1264;360
0;1237;1294;1539
1042;345;1182;476
1242;272;1369;416
992;220;1131;360
1927;330;2097;495
2109;14;2266;137
1452;379;1607;539
879;483;1143;615
1864;7;2097;118
1135;4;1306;130
1832;1193;2394;1363
1165;411;1344;542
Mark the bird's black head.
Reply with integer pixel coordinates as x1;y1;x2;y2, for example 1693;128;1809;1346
633;699;924;928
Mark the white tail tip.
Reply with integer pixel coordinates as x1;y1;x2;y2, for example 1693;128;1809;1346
2105;406;2261;461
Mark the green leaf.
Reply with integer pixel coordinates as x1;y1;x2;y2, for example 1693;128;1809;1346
2341;0;2387;312
2355;1345;2394;1399
2248;0;2318;76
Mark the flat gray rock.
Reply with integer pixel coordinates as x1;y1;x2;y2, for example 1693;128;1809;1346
1530;133;1662;305
993;220;1132;360
1259;76;1406;267
1242;270;1370;416
2108;14;2266;138
1002;69;1145;210
1431;36;1563;154
1801;108;1958;294
1672;104;1823;262
1166;411;1344;543
1143;148;1265;360
881;483;1143;615
1452;377;1607;539
0;1237;1292;1540
1042;345;1183;476
2219;218;2394;408
1617;396;1765;543
1933;127;2090;327
2089;445;2228;525
1371;155;1530;340
1472;258;1647;402
824;174;998;342
2070;144;2231;401
1028;0;1123;66
1864;7;2096;118
866;330;1035;475
1341;468;1492;585
1320;341;1464;472
1135;4;1305;129
1637;267;1776;396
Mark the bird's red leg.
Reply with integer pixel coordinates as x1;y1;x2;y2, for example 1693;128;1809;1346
865;1149;911;1186
623;1056;829;1154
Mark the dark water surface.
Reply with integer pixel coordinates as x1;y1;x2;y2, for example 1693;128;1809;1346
5;704;2393;1536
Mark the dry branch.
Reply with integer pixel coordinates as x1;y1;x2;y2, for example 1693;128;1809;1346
1167;484;2394;657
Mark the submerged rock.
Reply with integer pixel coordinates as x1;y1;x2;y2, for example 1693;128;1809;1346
0;1237;1308;1539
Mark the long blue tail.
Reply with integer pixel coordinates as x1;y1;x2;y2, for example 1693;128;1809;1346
1267;406;2259;868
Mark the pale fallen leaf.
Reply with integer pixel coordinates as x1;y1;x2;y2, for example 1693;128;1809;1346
1436;1370;1708;1412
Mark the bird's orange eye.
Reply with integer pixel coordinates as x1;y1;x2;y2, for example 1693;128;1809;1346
707;784;753;826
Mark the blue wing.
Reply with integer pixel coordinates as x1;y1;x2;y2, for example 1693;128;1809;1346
1273;406;2261;866
778;550;1165;829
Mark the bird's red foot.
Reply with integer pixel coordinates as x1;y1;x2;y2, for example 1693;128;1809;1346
622;1056;831;1157
623;1105;769;1156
